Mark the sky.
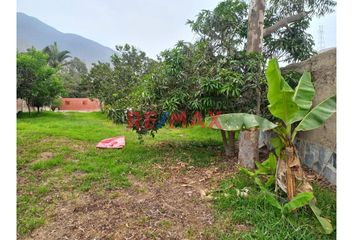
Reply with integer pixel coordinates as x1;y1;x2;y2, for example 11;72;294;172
17;0;336;58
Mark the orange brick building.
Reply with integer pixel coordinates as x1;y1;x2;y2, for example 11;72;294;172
59;98;101;111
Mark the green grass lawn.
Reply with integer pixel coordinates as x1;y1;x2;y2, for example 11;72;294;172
17;111;222;236
17;112;336;239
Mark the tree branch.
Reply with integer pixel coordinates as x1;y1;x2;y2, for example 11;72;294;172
263;11;309;37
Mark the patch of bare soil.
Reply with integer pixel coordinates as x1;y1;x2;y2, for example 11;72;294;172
25;162;236;240
303;166;336;191
39;152;54;160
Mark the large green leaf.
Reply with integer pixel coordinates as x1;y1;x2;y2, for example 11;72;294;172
265;175;275;188
283;192;314;214
262;153;276;173
266;58;283;105
309;201;333;234
205;113;277;131
266;58;299;124
293;96;336;138
263;190;282;211
271;136;284;157
255;153;276;175
239;167;256;177
290;71;315;123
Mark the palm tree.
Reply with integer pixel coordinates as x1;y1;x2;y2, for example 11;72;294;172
43;42;71;68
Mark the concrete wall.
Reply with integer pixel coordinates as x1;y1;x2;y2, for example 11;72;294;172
283;48;336;150
281;48;337;184
17;98;25;112
16;98;50;113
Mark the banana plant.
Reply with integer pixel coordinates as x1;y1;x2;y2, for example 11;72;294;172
265;58;336;200
240;152;334;234
207;58;336;199
206;58;335;234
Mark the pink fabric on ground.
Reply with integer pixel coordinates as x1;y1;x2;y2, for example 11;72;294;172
96;136;125;149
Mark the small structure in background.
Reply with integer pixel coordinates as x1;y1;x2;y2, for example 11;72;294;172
317;25;325;51
59;98;101;112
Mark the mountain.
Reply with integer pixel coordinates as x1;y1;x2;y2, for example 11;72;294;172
17;12;116;66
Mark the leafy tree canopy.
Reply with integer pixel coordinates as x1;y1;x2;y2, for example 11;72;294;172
17;48;64;113
60;57;89;97
187;0;336;62
86;44;156;121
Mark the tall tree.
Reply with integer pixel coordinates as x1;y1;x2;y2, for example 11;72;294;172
86;61;114;110
43;42;71;68
238;0;265;169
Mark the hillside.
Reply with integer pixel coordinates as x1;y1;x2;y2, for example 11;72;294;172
17;12;116;66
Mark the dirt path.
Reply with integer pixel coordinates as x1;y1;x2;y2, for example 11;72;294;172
25;161;236;240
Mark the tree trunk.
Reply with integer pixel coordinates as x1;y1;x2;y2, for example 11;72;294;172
238;0;265;169
238;129;259;169
246;0;265;53
26;101;31;115
221;130;236;157
229;131;236;154
37;106;40;113
99;101;104;112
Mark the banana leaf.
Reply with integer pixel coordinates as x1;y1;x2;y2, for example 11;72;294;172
266;58;299;124
293;96;336;138
309;201;333;234
290;71;315;123
264;190;282;211
205;113;277;132
283;192;314;214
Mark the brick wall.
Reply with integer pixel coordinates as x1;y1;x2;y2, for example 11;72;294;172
59;98;101;111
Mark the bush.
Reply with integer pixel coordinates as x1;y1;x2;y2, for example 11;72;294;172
50;98;61;111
